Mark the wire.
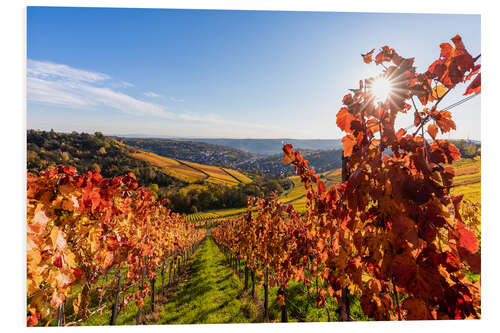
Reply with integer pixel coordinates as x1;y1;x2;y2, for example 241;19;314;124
404;92;481;131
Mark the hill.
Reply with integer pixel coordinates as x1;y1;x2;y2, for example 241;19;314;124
27;130;288;215
120;137;257;169
174;138;342;155
130;151;252;186
27;129;186;194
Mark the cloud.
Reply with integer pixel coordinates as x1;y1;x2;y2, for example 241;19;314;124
27;59;173;118
170;97;185;103
27;59;110;83
120;81;134;88
144;91;161;98
27;60;297;137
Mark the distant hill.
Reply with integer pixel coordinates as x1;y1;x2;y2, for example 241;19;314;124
119;137;257;169
175;138;342;155
238;149;343;176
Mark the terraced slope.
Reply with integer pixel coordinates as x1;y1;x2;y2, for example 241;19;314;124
131;151;252;187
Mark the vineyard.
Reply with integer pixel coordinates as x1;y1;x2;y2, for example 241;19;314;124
26;35;481;325
131;151;251;186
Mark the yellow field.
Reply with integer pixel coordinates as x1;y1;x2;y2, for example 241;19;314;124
280;176;306;204
450;158;481;203
187;207;248;222
189;157;481;221
131;152;206;183
222;168;253;184
131;151;252;187
179;184;207;195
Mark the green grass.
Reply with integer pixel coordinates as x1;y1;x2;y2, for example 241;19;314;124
155;236;258;324
77;265;168;326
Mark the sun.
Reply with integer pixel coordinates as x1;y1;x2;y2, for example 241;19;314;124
370;77;393;102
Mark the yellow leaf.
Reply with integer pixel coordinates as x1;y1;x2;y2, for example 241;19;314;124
431;85;447;99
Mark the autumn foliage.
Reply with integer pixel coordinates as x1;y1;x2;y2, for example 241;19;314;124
213;35;481;320
27;166;205;326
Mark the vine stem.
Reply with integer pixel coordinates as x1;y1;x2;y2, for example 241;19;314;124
392;278;402;320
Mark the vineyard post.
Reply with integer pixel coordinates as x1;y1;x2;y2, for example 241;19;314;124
135;265;146;325
177;255;181;276
340;151;352;321
57;304;64;326
264;268;269;321
161;258;166;296
279;286;288;322
244;262;249;290
251;270;256;298
150;275;156;312
168;259;173;286
237;257;241;279
109;268;122;325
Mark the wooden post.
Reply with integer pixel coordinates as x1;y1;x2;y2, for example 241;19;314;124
109;269;122;325
150;276;156;312
57;304;64;326
161;258;166;296
135;266;146;325
279;287;288;322
244;263;249;290
340;286;351;321
264;269;269;321
168;259;173;286
340;150;352;321
342;151;350;182
251;270;255;298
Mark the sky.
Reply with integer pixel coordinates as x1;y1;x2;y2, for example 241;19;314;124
27;7;481;140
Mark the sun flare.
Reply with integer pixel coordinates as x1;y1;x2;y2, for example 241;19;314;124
370;77;393;102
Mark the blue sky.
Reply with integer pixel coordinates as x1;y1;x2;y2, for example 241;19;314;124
27;7;481;139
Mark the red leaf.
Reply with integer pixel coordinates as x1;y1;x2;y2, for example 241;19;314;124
283;144;293;156
464;73;481;95
458;223;479;254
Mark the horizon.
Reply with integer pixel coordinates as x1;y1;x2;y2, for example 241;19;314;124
26;127;481;143
27;8;481;140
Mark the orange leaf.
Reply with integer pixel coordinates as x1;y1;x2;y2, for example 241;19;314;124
362;49;375;64
336;107;356;133
427;124;438;139
282;155;293;165
342;135;356;157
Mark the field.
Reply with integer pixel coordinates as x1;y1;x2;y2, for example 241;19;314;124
131;151;251;186
189;157;481;218
187;207;248;223
450;158;481;203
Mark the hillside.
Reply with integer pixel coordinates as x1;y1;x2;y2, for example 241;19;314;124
120;137;257;169
27;130;288;215
27;129;186;193
175;138;342;155
239;149;343;176
130;151;252;186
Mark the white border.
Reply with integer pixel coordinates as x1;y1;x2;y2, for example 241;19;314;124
2;0;499;332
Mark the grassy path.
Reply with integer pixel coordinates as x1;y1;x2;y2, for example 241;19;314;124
155;236;259;324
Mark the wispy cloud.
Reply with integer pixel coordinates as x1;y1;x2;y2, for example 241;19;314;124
27;59;110;83
144;91;161;98
27;60;173;118
27;60;293;137
120;81;134;88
